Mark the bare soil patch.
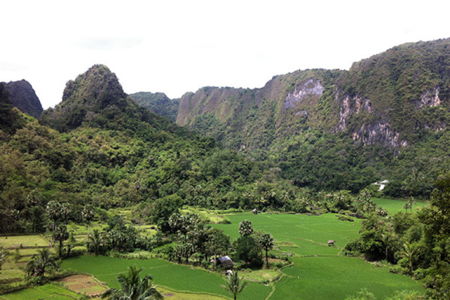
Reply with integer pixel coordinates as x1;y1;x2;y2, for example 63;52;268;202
59;274;107;297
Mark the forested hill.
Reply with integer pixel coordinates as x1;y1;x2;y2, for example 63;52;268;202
40;65;181;136
0;64;299;233
174;38;450;196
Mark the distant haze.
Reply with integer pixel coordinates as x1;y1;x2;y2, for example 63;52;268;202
1;0;449;109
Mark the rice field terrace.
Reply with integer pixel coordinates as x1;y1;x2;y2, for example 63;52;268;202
372;198;427;214
0;198;427;299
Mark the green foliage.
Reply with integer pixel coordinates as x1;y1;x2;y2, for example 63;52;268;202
277;131;378;192
102;266;163;300
52;224;69;257
137;195;183;233
238;220;253;237
347;173;450;298
87;229;107;256
25;249;60;282
417;173;450;299
234;235;263;268
258;233;274;267
129;92;179;121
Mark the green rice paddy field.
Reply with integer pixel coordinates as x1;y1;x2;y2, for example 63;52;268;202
60;212;423;299
0;283;80;300
372;197;427;214
1;198;427;299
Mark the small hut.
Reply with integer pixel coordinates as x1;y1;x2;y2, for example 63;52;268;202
252;208;258;215
216;256;234;269
327;240;335;247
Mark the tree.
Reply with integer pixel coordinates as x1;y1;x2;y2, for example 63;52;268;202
102;266;162;300
0;247;8;271
81;205;95;223
168;212;202;235
87;229;105;255
403;197;415;212
234;236;263;268
399;242;417;275
417;173;450;299
107;224;139;253
222;271;246;300
204;228;231;262
28;206;46;233
46;201;70;230
26;248;59;279
356;188;376;215
65;231;77;257
259;233;274;268
145;195;182;233
46;201;70;257
52;224;69;257
239;220;253;237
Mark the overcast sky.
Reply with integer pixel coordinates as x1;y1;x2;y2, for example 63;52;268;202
1;0;449;109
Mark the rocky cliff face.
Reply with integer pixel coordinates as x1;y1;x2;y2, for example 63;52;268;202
41;65;131;131
418;88;442;108
176;38;450;150
61;64;127;107
284;78;324;109
1;80;43;118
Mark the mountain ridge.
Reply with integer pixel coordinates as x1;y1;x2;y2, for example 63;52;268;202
175;38;449;151
0;79;43;118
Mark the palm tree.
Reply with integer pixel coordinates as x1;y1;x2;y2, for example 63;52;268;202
260;233;274;268
52;224;69;257
239;220;253;237
26;248;59;278
87;229;104;255
399;242;417;275
66;231;77;257
223;271;246;300
102;266;163;300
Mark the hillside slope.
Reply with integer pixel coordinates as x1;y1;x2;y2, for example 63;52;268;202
177;39;449;150
1;65;293;233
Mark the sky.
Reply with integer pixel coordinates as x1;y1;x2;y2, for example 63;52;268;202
1;0;449;109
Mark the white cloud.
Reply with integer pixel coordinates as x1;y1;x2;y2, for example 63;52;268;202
0;0;449;108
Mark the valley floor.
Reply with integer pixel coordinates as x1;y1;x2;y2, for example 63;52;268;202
0;198;426;300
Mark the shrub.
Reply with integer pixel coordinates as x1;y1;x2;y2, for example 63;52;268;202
389;265;405;274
